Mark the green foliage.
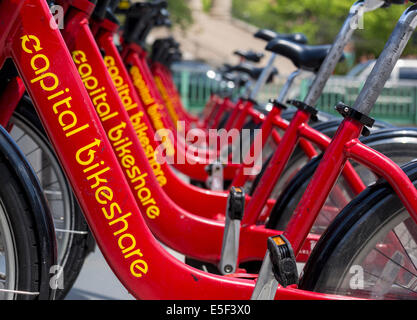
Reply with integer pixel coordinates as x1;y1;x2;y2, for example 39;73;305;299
167;0;193;30
202;0;213;13
232;0;416;63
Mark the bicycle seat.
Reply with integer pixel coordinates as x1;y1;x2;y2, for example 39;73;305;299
266;39;333;72
222;72;238;82
232;63;278;82
234;50;264;63
254;29;308;45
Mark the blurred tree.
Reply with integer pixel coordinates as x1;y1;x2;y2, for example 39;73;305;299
231;0;415;63
202;0;213;12
167;0;193;29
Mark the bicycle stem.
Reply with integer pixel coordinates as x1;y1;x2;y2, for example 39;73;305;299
249;53;277;100
277;69;301;103
354;4;417;115
304;0;384;107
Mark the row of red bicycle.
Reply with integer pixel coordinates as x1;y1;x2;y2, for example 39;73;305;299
0;0;416;300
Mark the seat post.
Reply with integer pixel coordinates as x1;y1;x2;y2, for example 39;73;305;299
248;53;277;100
276;69;301;103
303;0;384;107
354;5;417;116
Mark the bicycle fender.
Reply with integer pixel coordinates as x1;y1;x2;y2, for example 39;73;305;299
0;125;57;299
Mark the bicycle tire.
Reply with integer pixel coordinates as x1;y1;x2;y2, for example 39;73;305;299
300;160;417;299
9;98;93;300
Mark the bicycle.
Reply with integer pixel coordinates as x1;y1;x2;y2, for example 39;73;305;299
0;0;416;300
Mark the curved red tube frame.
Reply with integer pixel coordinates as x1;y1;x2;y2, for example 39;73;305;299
152;62;206;135
0;0;362;300
151;61;203;124
47;3;367;271
66;7;321;265
284;118;417;255
93;19;230;217
88;10;369;263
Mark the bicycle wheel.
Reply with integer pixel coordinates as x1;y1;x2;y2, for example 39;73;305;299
0;126;58;299
300;160;417;299
267;129;417;234
8;99;93;299
0;159;43;299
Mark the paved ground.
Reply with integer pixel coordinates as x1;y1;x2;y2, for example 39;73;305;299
65;248;134;300
148;1;295;75
66;244;185;300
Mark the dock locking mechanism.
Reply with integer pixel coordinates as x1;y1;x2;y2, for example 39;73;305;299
205;162;224;191
251;235;298;300
219;187;245;275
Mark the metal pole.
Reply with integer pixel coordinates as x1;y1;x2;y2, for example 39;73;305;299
249;53;277;100
354;5;417;116
277;70;301;103
304;0;385;107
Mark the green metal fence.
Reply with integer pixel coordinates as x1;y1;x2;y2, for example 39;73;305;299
312;78;417;125
173;70;417;125
172;71;240;111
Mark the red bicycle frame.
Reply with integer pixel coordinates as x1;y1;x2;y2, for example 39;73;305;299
86;5;372;264
61;2;321;265
0;0;368;269
284;118;417;255
1;0;356;299
152;61;200;124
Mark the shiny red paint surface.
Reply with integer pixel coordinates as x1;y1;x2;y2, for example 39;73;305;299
86;13;318;265
2;0;352;299
94;19;232;217
284;118;417;255
123;45;244;181
6;0;407;300
244;110;311;226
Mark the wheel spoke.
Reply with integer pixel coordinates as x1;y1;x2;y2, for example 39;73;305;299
374;247;417;280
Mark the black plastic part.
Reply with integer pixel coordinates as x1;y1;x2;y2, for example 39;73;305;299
92;0;111;20
123;3;153;44
109;0;121;12
105;9;120;25
244;97;258;106
204;162;223;176
269;98;287;110
227;187;245;220
234;50;265;63
0;58;18;95
254;29;308;45
267;235;298;287
335;102;375;136
287;99;318;121
0;126;57;299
